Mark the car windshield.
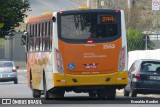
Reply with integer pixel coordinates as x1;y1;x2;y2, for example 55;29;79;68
0;61;13;67
141;61;160;72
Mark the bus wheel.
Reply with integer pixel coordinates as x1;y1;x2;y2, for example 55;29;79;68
88;91;97;98
43;77;54;99
53;90;65;99
43;74;64;99
33;89;41;98
107;88;116;99
97;90;107;99
124;88;130;96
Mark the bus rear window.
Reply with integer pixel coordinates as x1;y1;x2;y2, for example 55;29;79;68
60;12;120;40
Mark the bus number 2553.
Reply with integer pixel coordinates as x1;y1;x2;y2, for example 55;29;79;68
103;44;115;49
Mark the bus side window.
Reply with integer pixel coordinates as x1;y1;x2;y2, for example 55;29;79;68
35;23;40;51
44;22;48;51
39;23;43;51
29;24;34;52
49;21;52;51
26;24;30;52
38;23;41;51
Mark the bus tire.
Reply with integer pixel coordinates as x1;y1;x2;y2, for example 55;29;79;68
33;89;41;98
88;91;97;98
53;90;65;99
97;90;107;99
30;71;41;98
107;88;116;99
124;88;130;96
43;75;53;99
43;72;64;99
30;70;33;89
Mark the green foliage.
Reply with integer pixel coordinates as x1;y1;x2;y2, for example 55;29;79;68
0;38;4;48
127;27;154;51
0;0;30;38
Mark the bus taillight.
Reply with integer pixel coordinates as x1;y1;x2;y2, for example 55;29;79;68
58;11;64;14
114;10;120;12
119;47;125;71
56;50;64;73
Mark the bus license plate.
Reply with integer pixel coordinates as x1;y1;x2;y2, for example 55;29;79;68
150;76;160;80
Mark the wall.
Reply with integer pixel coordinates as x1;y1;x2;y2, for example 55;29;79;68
0;32;27;67
128;49;160;69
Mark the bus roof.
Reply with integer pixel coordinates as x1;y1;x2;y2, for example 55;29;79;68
27;9;122;23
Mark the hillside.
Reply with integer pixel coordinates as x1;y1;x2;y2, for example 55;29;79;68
72;0;160;31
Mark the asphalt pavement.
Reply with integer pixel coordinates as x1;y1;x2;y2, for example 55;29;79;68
1;69;160;107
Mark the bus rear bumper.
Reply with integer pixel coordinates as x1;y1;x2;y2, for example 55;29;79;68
53;71;128;89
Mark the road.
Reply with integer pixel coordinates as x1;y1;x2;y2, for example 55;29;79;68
0;70;31;98
0;70;160;107
0;70;160;100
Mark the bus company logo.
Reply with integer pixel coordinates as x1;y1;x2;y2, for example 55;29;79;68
68;63;75;70
2;99;11;104
103;44;115;49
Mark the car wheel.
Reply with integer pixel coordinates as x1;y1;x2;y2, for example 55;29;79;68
14;78;18;84
124;88;130;96
131;85;137;97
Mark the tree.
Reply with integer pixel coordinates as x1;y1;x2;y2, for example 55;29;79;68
0;0;30;38
127;27;154;51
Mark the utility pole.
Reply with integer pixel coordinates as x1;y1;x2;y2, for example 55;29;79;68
87;0;90;7
127;0;131;27
96;0;100;8
128;0;136;8
145;35;148;50
111;0;119;9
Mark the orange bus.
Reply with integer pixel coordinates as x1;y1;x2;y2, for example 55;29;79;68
22;8;128;99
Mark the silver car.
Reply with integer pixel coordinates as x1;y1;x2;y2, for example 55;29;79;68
0;61;18;84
